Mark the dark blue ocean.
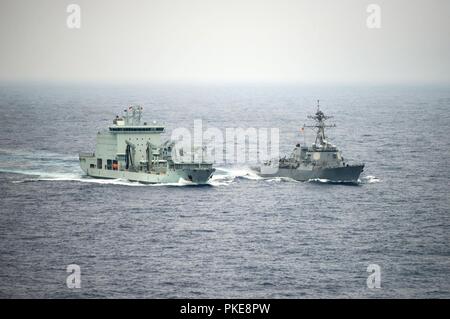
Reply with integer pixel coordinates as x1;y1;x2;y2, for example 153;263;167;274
0;84;449;298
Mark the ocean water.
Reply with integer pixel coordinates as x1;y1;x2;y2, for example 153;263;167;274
0;84;449;298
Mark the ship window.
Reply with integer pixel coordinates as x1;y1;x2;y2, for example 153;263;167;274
109;127;164;132
106;159;112;170
97;158;103;169
90;164;95;168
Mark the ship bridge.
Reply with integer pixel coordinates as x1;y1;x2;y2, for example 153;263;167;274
110;104;165;133
109;126;164;133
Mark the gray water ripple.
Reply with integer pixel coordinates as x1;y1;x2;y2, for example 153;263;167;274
0;84;449;298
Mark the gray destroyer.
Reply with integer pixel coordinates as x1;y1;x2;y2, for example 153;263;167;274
79;105;215;184
254;102;364;183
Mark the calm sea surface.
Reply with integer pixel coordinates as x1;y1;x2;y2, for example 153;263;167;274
0;84;449;298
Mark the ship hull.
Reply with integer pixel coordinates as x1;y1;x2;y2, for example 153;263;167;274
257;165;364;183
80;165;214;184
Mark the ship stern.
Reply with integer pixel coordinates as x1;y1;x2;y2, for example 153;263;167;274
79;152;95;175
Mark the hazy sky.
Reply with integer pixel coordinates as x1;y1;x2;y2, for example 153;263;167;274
0;0;449;84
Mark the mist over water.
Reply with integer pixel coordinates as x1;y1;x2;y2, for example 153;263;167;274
0;84;449;298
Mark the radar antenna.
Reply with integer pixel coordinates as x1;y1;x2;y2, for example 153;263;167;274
303;100;336;148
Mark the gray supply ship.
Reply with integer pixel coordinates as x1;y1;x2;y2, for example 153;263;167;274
253;101;364;183
79;105;214;184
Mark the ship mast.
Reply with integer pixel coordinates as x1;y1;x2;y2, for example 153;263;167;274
123;105;143;126
304;100;335;147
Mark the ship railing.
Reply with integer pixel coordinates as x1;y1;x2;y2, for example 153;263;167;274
79;152;95;158
173;162;213;169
